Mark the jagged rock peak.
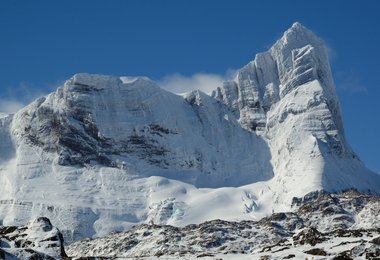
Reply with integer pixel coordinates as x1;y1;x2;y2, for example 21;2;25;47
270;22;335;98
213;22;339;131
277;22;322;46
269;22;326;62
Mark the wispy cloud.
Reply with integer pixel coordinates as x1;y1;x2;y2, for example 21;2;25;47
0;81;59;114
338;82;368;94
325;43;337;63
335;70;368;95
0;99;26;114
158;70;236;95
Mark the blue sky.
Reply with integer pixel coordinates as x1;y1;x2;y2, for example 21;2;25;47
0;0;379;172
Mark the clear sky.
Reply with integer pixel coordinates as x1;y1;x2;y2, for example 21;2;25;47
0;0;379;172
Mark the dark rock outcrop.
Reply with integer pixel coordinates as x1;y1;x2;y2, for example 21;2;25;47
0;217;67;259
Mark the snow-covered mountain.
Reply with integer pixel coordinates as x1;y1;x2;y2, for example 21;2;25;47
0;22;379;243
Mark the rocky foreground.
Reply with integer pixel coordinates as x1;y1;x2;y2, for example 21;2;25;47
65;190;380;259
2;190;379;259
0;217;67;259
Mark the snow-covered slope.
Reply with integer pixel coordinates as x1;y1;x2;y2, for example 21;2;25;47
0;22;379;243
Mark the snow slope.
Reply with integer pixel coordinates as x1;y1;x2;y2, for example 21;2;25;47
0;22;379;243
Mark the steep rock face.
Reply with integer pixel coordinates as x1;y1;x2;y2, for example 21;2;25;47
0;22;379;243
212;23;380;204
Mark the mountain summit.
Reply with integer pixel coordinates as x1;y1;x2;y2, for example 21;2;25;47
0;22;379;242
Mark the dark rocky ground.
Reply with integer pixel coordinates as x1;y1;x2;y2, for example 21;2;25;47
0;217;67;259
66;190;380;259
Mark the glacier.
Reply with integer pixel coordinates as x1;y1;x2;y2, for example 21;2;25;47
0;22;379;243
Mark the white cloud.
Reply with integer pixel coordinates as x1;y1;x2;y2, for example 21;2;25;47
335;70;368;95
0;81;58;114
0;99;26;114
339;82;368;94
326;44;337;63
158;70;236;95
